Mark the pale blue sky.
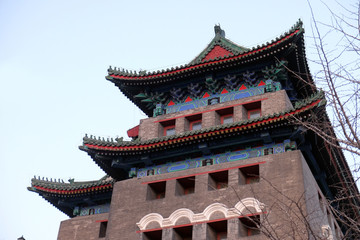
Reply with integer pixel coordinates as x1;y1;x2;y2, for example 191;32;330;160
0;0;350;239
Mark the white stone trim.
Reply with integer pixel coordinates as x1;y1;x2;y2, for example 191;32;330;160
137;213;163;230
234;197;265;214
321;225;334;240
136;197;265;230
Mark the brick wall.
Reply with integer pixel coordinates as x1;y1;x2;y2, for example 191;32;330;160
102;150;317;240
138;90;293;141
57;150;336;239
57;213;108;240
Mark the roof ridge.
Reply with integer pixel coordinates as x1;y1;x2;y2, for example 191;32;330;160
30;175;113;185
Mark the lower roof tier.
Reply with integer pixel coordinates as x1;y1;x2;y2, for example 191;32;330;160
28;175;114;217
81;91;324;155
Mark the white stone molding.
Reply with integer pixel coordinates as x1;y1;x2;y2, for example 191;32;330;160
164;208;195;227
202;202;229;220
137;213;163;230
321;225;334;240
234;197;265;214
137;197;265;230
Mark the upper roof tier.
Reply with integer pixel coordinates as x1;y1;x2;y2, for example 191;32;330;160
189;25;249;64
106;20;314;116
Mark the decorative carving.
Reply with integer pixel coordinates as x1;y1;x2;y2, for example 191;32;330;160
153;104;165;117
187;83;202;98
135;92;167;110
243;71;257;86
224;74;239;90
262;60;288;82
170;87;185;102
205;76;221;93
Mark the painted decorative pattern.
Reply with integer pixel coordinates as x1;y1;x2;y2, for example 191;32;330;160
75;203;110;216
165;81;281;115
135;139;295;178
165;87;265;114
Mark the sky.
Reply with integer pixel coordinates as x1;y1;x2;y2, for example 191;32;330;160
0;0;353;239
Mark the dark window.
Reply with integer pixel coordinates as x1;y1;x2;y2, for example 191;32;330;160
209;171;228;190
264;148;273;155
88;208;95;215
98;221;108;238
207;220;227;240
239;215;260;237
143;230;162;240
176;176;195;196
202;159;213;166
173;225;193;240
239;165;260;185
147;181;166;200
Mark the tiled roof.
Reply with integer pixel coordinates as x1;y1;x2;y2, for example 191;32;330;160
106;20;303;82
28;175;114;196
189;25;249;64
81;91;325;153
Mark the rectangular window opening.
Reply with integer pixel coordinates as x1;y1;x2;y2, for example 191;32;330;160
207;220;227;240
164;126;176;136
244;101;261;120
209;171;228;190
143;229;162;240
186;114;202;131
217;107;234;125
147;181;166;200
248;109;261;120
176;176;195;196
221;114;233;124
98;221;108;238
173;225;193;240
239;215;260;237
239;165;260;185
162;119;176;136
190;120;202;131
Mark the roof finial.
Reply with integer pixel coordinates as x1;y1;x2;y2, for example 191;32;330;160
214;24;225;37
